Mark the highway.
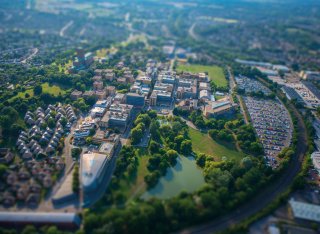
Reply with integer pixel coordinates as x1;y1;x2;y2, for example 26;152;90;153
180;93;308;234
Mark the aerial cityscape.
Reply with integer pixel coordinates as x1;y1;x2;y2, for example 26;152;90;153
0;0;319;233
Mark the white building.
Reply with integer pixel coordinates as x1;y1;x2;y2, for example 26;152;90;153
311;152;320;173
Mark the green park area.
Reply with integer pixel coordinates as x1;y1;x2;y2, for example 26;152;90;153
9;82;67;102
176;64;228;88
189;128;245;161
115;149;150;202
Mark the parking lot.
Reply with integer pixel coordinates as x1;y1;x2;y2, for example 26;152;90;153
243;96;293;167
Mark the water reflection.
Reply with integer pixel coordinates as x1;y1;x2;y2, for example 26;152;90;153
141;156;205;200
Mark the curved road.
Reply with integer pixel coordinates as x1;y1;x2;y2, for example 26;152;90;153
180;98;308;234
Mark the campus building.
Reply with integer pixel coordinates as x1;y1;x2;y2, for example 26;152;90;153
126;93;145;107
81;152;112;192
204;98;237;118
99;104;133;128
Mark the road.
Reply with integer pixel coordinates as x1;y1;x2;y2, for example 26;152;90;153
228;67;249;124
64;117;83;171
188;23;200;41
21;48;39;64
60;20;74;37
179;94;308;234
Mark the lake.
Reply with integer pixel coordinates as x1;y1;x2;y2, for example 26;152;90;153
141;156;205;200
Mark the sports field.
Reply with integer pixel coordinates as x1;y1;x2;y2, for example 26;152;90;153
177;64;227;88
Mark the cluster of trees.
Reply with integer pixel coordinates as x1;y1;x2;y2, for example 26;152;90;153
130;113;153;145
84;155;274;234
71;148;82;159
0;225;79;234
232;65;268;80
209;129;233;142
144;116;192;188
72;164;80;194
0;106;24;141
235;125;264;156
114;146;138;179
144;148;179;188
93;146;139;206
237;88;276;99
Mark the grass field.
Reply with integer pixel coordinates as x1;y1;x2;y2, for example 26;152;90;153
177;64;227;87
9;82;67;102
189;128;245;161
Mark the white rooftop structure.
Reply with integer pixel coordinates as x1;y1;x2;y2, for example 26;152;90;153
199;90;210;100
81;152;111;192
289;198;320;222
99;142;115;156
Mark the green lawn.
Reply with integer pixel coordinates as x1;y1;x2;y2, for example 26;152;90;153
189;128;245;161
9;82;67;102
41;82;67;96
177;64;227;88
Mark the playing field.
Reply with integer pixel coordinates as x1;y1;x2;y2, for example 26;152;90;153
177;64;227;88
189;128;245;161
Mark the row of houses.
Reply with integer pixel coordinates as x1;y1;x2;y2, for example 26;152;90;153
1;157;65;207
17;104;76;160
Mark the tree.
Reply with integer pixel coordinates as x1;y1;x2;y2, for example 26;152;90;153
172;121;182;133
174;135;184;151
180;140;192;155
144;171;160;188
209;129;219;139
166;150;179;165
131;127;143;145
60;117;68;127
149;140;160;154
147;110;157;119
22;225;37;234
0;164;8;177
72;165;80;193
86;137;93;145
47;118;56;129
10;123;25;137
204;167;233;188
0;107;19;124
150;120;160;140
72;147;82;156
195;116;206;129
134;114;151;128
33;85;42;96
249;142;263;155
241;157;253;170
196;153;207;168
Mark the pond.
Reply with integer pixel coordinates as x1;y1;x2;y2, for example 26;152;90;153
141;156;205;200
